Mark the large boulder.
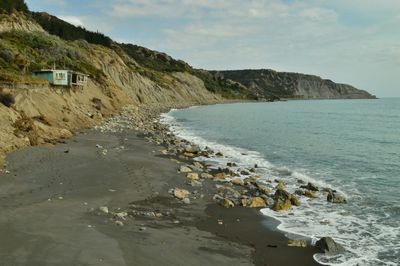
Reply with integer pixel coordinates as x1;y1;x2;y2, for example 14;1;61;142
315;237;345;255
179;165;192;173
186;172;199;180
213;194;235;208
289;194;301;206
327;190;347;204
173;188;190;199
288;239;307;247
300;182;319;191
273;189;292;211
256;184;272;195
184;145;200;154
216;185;241;199
242;197;267;208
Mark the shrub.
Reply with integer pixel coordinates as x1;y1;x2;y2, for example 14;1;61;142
0;90;15;107
0;49;14;63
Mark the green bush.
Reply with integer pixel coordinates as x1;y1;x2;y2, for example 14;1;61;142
0;91;15;107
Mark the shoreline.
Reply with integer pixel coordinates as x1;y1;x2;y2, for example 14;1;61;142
0;102;322;265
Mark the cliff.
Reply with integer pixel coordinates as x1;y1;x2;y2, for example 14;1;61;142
213;69;376;100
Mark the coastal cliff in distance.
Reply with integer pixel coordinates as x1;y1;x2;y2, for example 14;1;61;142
213;69;376;100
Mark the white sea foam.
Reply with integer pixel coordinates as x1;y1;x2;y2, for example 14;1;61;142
160;110;399;266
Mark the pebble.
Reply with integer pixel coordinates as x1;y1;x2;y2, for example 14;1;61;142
115;221;124;226
99;206;109;214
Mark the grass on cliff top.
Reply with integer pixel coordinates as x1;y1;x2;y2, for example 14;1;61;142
0;30;106;83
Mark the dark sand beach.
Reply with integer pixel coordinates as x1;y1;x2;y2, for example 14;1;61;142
0;128;320;266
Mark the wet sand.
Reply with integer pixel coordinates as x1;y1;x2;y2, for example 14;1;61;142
0;129;320;266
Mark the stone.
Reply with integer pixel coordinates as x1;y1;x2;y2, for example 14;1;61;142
114;212;128;220
288;239;307;247
217;185;241;199
231;178;245;186
193;161;204;169
227;162;237;167
179;165;192;173
240;169;251;175
315;237;345;255
186;172;199;180
183;152;195;157
188;180;202;187
294;189;305;196
273;189;292;211
276;181;286;190
213;194;234;208
200;173;214;179
182;198;190;204
214;172;226;179
173;188;190;199
185;145;200;154
99;206;109;214
115;220;124;226
242;197;267;208
257;184;272;195
223;198;235;208
305;190;318;198
215;152;223;157
300;182;319;191
327;191;347;204
290;195;301;206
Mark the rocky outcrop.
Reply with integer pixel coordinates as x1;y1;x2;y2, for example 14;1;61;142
213;69;376;100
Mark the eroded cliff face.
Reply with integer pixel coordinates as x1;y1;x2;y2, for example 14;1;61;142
214;70;376;100
0;12;44;33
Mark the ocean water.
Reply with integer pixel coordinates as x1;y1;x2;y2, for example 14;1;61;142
161;99;400;266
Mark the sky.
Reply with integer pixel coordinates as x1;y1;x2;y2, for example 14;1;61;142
25;0;400;97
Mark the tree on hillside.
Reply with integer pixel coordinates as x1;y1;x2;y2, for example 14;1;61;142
0;0;29;13
31;12;113;47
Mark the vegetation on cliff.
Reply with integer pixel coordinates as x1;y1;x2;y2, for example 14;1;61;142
0;30;105;82
0;0;28;14
31;12;113;48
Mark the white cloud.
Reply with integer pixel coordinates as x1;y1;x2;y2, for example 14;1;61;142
58;16;85;27
299;7;337;22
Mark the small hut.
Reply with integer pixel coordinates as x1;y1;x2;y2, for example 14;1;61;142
33;69;69;86
32;69;89;88
70;71;89;87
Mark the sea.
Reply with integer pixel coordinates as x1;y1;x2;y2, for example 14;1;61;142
161;98;400;266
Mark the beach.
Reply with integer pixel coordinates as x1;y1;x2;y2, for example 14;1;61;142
0;106;320;266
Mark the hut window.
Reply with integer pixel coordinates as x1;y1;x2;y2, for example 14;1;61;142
55;73;66;80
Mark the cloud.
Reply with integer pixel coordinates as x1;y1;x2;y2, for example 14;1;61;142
58;16;85;27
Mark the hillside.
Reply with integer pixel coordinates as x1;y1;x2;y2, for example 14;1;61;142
213;69;376;99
